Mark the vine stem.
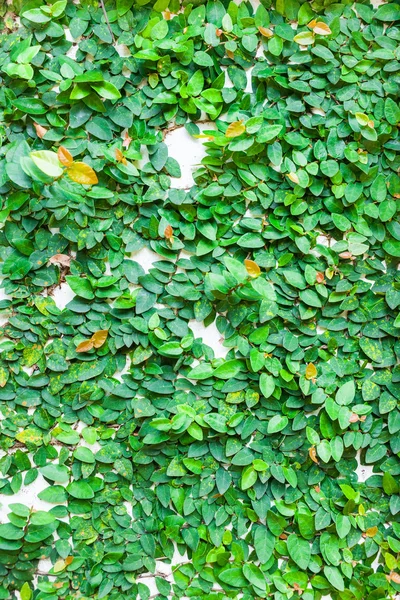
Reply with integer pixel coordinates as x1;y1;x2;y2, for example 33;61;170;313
99;0;115;44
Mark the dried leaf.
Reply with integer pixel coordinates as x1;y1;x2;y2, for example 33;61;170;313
48;254;71;268
91;330;108;349
365;526;378;537
58;146;73;167
76;340;94;353
34;122;47;139
258;26;273;38
122;132;132;148
244;259;261;277
390;572;400;584
305;363;317;380
316;272;325;283
164;225;173;240
309;447;319;464
226;121;246;138
67;162;98;185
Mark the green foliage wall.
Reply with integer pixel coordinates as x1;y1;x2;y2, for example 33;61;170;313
0;0;400;598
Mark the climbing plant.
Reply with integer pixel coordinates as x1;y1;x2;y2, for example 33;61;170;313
0;0;399;598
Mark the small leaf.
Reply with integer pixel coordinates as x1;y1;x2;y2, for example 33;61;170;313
48;254;71;267
287;172;299;184
244;259;261;277
58;146;73;166
33;122;47;139
76;339;94;353
293;31;315;45
115;148;127;164
305;363;317;380
309;446;319;464
164;224;173;240
20;583;32;600
91;330;108;348
226;121;246;138
258;26;273;37
67;162;98;185
312;22;331;35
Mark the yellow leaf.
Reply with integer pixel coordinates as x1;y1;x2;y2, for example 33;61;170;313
53;559;66;573
293;31;315;45
313;22;332;35
91;330;108;349
244;259;261;277
115;148;127;164
390;572;400;584
258;26;273;38
365;526;378;537
67;162;98;185
57;146;73;167
307;19;317;29
287;172;299;184
226;121;245;138
76;339;94;353
305;363;317;380
309;446;319;464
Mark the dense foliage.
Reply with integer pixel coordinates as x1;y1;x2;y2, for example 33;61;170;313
0;0;400;598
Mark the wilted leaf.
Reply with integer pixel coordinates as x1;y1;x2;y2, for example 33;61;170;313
309;447;319;464
67;162;98;185
115;148;127;164
312;22;332;35
287;172;300;184
226;121;245;138
48;254;71;267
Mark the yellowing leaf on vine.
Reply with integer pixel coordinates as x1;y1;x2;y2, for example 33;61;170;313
57;146;73;167
91;330;108;349
312;22;332;35
287;172;300;184
305;363;317;380
389;572;400;584
226;121;245;138
76;339;94;353
244;259;261;277
67;162;98;185
293;31;315;45
365;526;378;537
115;148;127;164
258;26;273;38
30;150;63;178
307;19;317;29
309;446;319;464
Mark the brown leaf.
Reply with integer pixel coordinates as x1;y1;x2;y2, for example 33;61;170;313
34;122;47;139
57;146;73;167
244;259;261;277
226;121;245;138
115;148;127;164
48;254;71;268
365;526;378;537
316;271;325;283
67;162;98;185
91;330;108;349
349;413;359;423
65;556;74;566
76;339;94;353
164;225;173;240
309;446;319;464
258;26;273;37
305;363;317;380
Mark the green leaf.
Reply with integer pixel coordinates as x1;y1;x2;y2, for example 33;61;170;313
324;566;345;591
30;151;63;178
287;534;311;570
